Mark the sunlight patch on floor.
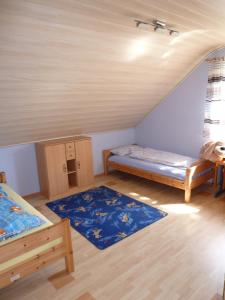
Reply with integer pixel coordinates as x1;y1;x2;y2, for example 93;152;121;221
129;192;140;197
151;200;158;205
160;204;200;214
139;196;150;201
129;192;158;205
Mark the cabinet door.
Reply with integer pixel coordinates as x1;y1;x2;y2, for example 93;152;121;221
45;144;69;196
75;139;94;187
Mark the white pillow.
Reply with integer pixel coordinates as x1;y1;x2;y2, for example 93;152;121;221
111;144;142;156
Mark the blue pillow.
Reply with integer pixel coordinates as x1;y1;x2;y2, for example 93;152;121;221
0;187;45;241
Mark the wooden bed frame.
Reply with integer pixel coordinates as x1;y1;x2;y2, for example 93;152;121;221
103;150;214;202
0;172;74;289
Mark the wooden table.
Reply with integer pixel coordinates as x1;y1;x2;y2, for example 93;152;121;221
214;160;225;197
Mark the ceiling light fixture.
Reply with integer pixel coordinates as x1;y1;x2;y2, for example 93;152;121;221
135;20;151;31
169;30;180;37
153;20;166;33
135;19;180;37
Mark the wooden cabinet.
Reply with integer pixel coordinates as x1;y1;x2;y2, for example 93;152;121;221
36;136;94;199
45;144;69;196
75;139;93;187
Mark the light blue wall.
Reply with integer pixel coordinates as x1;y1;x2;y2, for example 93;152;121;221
135;48;225;158
89;128;135;175
0;128;135;195
0;144;40;196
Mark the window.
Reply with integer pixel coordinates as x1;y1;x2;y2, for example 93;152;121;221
204;58;225;142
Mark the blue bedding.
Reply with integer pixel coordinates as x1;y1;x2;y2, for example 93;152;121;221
0;186;45;241
109;155;210;181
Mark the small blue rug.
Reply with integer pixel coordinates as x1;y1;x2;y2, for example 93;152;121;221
46;186;167;250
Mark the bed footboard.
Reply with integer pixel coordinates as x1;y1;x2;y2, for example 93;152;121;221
184;160;214;202
103;151;214;203
0;218;74;289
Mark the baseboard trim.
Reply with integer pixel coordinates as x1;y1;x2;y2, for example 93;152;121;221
94;173;104;177
23;192;42;200
23;174;105;199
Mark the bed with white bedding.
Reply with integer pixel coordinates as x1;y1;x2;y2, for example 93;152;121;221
103;145;214;202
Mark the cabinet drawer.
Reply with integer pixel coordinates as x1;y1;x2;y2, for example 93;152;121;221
66;142;75;160
66;151;75;160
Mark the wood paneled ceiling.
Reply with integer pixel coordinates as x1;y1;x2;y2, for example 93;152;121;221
0;0;225;146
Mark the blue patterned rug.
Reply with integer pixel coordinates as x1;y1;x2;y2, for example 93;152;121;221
46;186;167;250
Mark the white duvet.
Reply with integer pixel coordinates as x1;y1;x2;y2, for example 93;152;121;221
129;147;195;168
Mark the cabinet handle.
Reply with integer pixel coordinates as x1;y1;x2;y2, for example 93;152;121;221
63;163;67;173
77;161;81;169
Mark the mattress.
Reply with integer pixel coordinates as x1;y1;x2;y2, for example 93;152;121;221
109;155;209;181
0;184;61;272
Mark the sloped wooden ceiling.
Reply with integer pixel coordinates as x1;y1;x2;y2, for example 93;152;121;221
0;0;225;146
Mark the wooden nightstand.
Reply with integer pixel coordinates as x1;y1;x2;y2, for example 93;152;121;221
214;160;225;197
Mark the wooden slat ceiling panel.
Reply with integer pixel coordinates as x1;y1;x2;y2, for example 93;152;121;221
0;0;225;146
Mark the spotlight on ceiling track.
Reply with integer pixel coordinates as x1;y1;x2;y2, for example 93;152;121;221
152;20;166;34
153;20;166;29
169;30;180;37
134;20;150;30
154;26;167;34
134;19;180;37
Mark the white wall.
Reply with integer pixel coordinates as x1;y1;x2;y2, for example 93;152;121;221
0;128;135;195
135;48;225;158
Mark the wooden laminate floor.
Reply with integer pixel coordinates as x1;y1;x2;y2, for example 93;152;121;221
1;172;225;300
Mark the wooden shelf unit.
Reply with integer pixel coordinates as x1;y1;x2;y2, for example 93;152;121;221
36;136;94;199
67;159;76;173
68;172;77;188
67;170;76;175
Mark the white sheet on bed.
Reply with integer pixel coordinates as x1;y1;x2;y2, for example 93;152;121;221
129;147;196;168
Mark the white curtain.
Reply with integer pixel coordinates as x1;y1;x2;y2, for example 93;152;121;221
204;57;225;142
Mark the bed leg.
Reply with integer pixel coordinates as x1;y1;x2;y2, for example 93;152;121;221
103;150;111;176
184;188;191;203
104;164;109;176
63;219;74;273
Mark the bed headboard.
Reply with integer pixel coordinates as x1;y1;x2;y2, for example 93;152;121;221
0;172;6;183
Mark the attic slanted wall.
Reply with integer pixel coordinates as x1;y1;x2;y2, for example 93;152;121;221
1;0;225;146
135;48;225;158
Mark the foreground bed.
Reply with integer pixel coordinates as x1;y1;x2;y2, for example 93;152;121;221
103;149;214;202
0;172;74;289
